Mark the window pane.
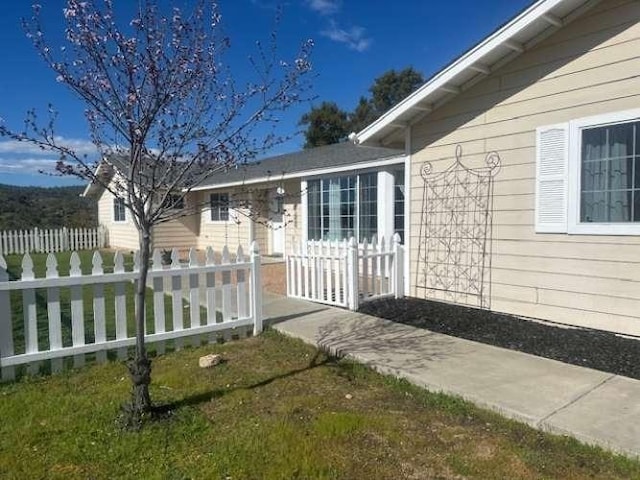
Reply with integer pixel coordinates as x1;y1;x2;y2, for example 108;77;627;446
359;173;377;242
582;127;607;161
581;160;606;191
307;180;321;240
581;192;606;222
609;158;634;190
609;190;632;222
608;123;634;159
210;193;229;221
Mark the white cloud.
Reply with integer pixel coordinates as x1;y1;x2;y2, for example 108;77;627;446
321;20;371;52
306;0;340;15
0;157;60;174
0;136;97;156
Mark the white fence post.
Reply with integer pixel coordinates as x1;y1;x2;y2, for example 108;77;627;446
250;241;262;335
0;255;15;381
393;233;404;299
347;237;359;311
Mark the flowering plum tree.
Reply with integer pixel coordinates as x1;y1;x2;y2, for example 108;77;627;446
0;0;313;426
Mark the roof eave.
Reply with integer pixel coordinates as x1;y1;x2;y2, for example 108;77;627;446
355;0;595;146
187;153;408;192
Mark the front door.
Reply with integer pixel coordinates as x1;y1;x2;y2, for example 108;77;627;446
271;193;285;255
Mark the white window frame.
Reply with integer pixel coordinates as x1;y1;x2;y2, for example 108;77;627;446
113;197;127;223
209;192;231;223
568;108;640;235
302;166;403;244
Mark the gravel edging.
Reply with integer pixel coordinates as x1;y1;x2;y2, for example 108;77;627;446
359;297;640;380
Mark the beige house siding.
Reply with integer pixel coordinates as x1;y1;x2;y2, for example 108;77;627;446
279;179;302;254
409;0;640;335
195;179;302;256
251;188;270;254
97;188;139;251
151;194;199;252
195;188;253;251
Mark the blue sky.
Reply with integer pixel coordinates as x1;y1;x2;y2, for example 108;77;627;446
0;0;532;187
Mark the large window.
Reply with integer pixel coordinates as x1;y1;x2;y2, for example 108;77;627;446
113;198;126;222
210;192;229;221
580;121;640;223
162;194;185;210
307;173;374;242
535;109;640;235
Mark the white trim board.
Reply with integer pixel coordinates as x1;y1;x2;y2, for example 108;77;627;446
355;0;599;145
187;155;408;192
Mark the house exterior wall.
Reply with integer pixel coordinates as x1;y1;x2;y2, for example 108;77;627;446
409;0;640;335
195;188;253;251
279;179;302;254
150;195;199;251
97;188;139;251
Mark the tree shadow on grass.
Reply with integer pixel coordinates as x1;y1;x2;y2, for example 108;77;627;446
152;349;331;416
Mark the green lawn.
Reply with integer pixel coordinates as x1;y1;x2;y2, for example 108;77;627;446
0;331;638;479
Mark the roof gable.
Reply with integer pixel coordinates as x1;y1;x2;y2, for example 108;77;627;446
355;0;601;147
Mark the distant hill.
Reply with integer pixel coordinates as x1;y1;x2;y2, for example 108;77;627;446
0;184;97;231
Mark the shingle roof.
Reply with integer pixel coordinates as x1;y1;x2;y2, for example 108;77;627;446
193;142;403;188
84;142;403;197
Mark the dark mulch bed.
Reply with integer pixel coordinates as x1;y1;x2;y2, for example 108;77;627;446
359;297;640;380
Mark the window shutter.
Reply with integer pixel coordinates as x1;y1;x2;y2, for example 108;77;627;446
535;123;569;233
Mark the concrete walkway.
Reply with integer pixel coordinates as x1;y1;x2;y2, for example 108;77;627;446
263;294;640;458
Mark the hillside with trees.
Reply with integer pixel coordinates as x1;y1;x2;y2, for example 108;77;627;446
0;184;97;230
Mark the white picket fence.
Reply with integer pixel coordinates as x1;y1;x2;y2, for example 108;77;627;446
0;243;262;381
286;234;404;310
0;226;107;256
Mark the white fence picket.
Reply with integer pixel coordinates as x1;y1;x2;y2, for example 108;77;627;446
205;247;218;343
151;249;166;355
92;252;107;364
21;253;39;375
188;248;201;347
171;249;184;350
221;246;232;322
46;254;63;373
113;251;128;360
69;252;85;368
236;245;248;320
0;226;107;256
0;242;262;380
286;236;403;310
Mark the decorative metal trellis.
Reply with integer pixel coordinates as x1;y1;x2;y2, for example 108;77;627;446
416;145;501;308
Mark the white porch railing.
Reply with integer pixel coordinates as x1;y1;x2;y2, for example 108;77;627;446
286;234;404;310
0;243;262;381
0;226;107;255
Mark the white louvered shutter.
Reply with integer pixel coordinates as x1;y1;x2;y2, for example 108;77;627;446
535;124;569;233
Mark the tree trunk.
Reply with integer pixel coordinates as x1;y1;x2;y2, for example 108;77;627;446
128;227;152;421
